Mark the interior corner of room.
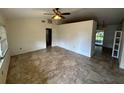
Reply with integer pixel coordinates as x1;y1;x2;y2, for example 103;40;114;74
0;8;124;84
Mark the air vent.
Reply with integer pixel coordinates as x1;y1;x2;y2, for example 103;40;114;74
41;20;46;23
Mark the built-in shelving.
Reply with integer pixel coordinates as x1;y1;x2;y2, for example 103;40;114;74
112;31;122;58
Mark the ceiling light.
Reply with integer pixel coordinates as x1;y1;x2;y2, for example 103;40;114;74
53;15;61;20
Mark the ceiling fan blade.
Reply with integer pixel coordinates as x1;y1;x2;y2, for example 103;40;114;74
44;13;54;15
61;13;71;15
52;16;55;19
60;15;65;19
57;9;62;15
53;9;58;15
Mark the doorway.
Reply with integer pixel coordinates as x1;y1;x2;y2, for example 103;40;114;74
46;28;52;48
95;30;104;56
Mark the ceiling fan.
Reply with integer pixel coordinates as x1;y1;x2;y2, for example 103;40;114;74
44;8;71;20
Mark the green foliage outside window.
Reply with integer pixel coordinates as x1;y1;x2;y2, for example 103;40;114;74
96;32;104;44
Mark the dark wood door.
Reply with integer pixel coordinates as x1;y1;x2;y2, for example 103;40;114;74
46;28;52;48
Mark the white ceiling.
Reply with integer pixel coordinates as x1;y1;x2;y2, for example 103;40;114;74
0;8;79;19
0;8;124;25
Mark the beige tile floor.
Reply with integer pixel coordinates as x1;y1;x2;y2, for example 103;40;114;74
6;46;124;84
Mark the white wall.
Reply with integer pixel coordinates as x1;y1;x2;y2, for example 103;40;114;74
6;19;96;57
103;25;119;48
6;18;58;56
119;22;124;69
57;20;96;57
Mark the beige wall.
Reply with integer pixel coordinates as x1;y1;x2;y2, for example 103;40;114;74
6;18;58;56
58;20;96;57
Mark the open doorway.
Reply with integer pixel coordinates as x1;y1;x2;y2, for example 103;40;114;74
46;28;52;48
94;29;112;57
94;30;104;56
93;28;120;69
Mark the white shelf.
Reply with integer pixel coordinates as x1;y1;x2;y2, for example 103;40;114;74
116;37;121;38
114;49;118;51
112;31;122;59
115;43;119;45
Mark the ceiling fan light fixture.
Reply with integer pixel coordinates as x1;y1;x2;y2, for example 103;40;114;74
53;15;61;20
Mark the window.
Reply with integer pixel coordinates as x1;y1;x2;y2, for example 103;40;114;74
95;31;104;46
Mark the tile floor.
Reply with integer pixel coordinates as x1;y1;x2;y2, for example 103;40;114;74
6;46;124;84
